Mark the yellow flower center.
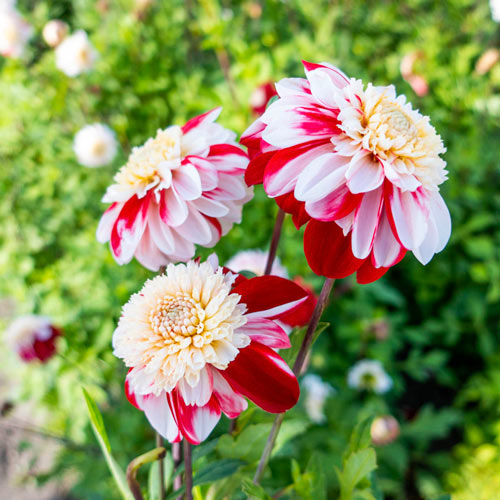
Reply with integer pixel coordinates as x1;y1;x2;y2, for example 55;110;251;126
362;95;419;160
113;125;183;192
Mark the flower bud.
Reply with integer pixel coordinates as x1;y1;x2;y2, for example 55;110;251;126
371;415;400;446
475;48;500;75
42;20;68;48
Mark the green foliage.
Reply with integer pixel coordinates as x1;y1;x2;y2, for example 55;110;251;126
1;0;500;499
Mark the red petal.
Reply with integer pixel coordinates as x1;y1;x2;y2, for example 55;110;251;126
277;280;317;327
221;342;299;413
304;220;363;279
275;192;310;228
232;276;308;318
245;151;275;186
211;368;248;418
356;259;389;284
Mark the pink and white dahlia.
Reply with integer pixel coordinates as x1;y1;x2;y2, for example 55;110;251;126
241;61;451;283
114;258;305;444
5;315;61;363
97;108;252;270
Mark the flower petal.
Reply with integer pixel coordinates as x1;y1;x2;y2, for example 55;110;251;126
141;393;182;443
167;389;221;445
304;220;364;279
232;276;308;319
221;342;299;413
237;318;291;349
211;367;248;418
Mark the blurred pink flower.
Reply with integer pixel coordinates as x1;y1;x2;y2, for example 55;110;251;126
241;61;450;284
115;259;305;444
5;315;61;363
0;6;33;59
97;108;252;270
371;415;400;445
250;82;277;116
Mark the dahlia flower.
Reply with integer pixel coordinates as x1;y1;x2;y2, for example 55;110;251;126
4;315;61;363
114;258;306;444
347;359;392;394
0;6;33;59
225;249;316;328
74;123;118;168
55;30;98;77
250;82;277;116
97;108;251;271
241;61;451;284
370;415;400;446
302;374;334;423
42;19;68;48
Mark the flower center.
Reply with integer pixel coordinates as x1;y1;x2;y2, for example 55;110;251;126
362;96;419;159
113;125;182;192
149;294;212;348
91;139;107;157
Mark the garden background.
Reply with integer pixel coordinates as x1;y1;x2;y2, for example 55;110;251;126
1;0;499;499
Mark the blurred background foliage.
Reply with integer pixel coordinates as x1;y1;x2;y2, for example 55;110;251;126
0;0;499;499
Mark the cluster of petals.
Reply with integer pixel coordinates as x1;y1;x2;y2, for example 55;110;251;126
0;3;33;59
241;61;451;283
347;359;392;394
97;108;252;271
55;30;98;77
226;249;316;328
73;123;118;168
114;258;307;444
5;315;61;363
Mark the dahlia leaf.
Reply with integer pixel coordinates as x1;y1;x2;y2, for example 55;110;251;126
82;388;135;500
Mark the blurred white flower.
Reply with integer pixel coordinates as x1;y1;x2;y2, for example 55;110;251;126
43;19;68;48
0;6;33;59
491;0;500;22
302;374;335;423
371;415;400;445
55;30;98;77
74;124;118;168
226;249;288;278
347;359;392;394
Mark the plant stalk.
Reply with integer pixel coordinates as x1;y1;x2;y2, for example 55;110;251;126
183;440;193;500
253;277;335;484
264;208;285;276
173;441;183;499
156;433;165;500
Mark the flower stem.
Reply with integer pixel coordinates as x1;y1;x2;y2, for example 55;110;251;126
183;440;193;500
264;208;285;276
156;433;165;500
253;277;335;484
173;441;182;500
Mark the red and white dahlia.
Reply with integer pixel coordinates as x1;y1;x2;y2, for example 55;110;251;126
5;315;61;363
114;258;305;444
97;108;252;271
241;61;451;283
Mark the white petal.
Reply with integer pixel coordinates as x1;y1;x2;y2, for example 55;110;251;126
140;393;180;443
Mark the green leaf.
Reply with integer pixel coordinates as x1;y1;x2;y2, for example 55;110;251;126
241;479;274;500
282;322;330;366
193;458;246;485
344;417;374;461
82;388;134;500
339;448;377;500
